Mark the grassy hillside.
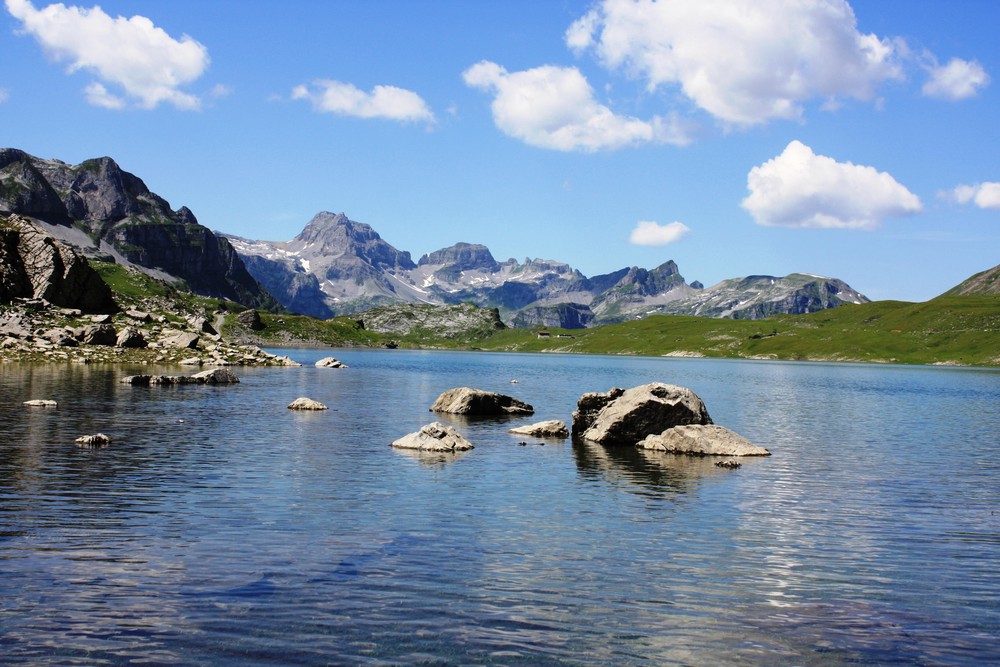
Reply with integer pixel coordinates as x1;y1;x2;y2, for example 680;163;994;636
471;296;1000;367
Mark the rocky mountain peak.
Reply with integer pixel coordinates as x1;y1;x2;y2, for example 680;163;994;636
418;242;499;272
288;211;416;270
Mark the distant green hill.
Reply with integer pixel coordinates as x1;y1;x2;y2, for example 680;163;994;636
470;295;1000;367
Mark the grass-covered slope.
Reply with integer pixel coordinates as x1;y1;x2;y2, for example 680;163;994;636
471;296;1000;366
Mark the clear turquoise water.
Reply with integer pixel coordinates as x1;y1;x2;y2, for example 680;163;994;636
1;350;998;665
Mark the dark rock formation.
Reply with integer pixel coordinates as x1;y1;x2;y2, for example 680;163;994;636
0;214;118;313
1;149;276;310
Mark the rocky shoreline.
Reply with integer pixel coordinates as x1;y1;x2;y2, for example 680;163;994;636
0;301;298;366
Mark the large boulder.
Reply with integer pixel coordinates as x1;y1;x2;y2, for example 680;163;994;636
638;424;770;457
76;323;117;346
116;326;147;348
391;422;474;452
573;383;712;446
430;387;534;416
161;330;200;349
315;356;347;368
0;215;117;313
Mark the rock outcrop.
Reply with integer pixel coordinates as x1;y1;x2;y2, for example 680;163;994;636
391;422;474;451
120;368;239;386
0;214;118;313
638;424;770;456
573;383;712;446
509;420;569;438
430;387;534;416
315;356;347;368
361;303;506;339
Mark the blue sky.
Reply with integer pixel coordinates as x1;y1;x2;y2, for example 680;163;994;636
2;0;997;302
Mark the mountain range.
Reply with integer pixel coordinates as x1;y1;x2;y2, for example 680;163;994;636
2;148;873;327
224;211;869;327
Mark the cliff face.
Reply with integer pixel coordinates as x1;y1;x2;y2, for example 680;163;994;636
0;149;276;310
0;214;118;313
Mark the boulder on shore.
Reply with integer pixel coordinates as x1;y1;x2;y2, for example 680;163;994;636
391;422;474;452
430;387;534;416
638;424;770;457
509;420;569;438
573;383;712;446
315;356;347;369
288;397;328;411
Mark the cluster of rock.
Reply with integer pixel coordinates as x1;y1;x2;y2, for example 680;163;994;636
120;368;240;386
573;383;769;457
0;298;297;366
392;383;769;461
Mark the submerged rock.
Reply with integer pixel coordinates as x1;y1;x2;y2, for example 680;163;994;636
508;420;569;438
574;383;712;446
638;424;770;457
288;397;328;411
430;387;534;416
119;369;239;386
23;399;57;407
391;422;474;452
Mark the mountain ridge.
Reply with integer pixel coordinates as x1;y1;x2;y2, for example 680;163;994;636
224;210;870;327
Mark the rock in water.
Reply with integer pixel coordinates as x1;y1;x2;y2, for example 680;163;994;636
508;420;569;438
638;424;770;457
75;433;111;447
23;399;57;407
430;387;534;416
191;369;240;384
391;422;474;451
573;383;712;446
315;356;347;368
288;397;328;411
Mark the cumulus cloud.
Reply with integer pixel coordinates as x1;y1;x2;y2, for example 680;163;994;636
291;80;435;124
945;182;1000;210
5;0;209;110
922;57;990;100
741;140;922;230
629;220;690;246
462;60;690;151
566;0;902;126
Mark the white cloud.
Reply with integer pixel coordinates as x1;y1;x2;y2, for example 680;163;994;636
292;80;434;124
0;87;9;103
462;60;691;151
946;182;1000;210
741;140;922;230
567;0;902;126
922;57;990;101
629;220;690;246
5;0;208;110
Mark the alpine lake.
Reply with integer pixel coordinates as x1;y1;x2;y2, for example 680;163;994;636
1;348;998;665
